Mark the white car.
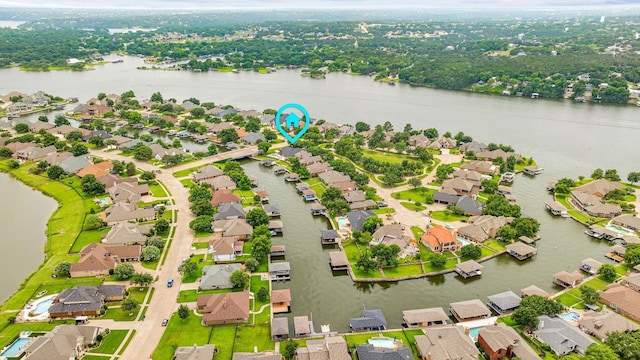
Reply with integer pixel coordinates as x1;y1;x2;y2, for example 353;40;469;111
445;224;454;230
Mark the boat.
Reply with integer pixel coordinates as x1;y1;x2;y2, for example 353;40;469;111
112;59;124;64
388;80;395;86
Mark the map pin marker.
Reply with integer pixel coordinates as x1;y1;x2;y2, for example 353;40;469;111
275;103;311;144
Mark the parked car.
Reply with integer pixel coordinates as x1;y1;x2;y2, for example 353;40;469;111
161;319;168;327
167;278;174;287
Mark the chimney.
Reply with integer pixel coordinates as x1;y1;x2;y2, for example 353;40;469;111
464;327;470;335
427;353;432;360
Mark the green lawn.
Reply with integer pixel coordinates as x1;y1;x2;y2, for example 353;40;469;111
234;189;257;206
101;305;141;321
430;210;468;222
383;264;423;278
208;325;237;360
411;227;425;241
250;276;270;309
423;259;458;273
127;287;150;304
235;310;275;352
192;241;209;249
183;254;207;283
180;179;195;188
307;178;327;199
556;292;583;308
88;330;128;354
177;289;233;303
345;330;421;359
69;228;110;253
117;329;136;355
148;180;169;197
400;201;426;212
343;241;362;263
392;188;435;202
483;239;506;252
351;266;383;279
581;277;611;290
173;165;204;178
362;149;419;165
373;208;395;215
152;312;214;360
82;355;111;360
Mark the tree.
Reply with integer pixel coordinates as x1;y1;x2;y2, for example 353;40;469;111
481;179;498;194
0;147;12;158
126;162;136;176
423;128;438;139
145;237;165;249
251;235;271;262
519;295;564;316
512;307;539;328
130;272;153;287
604;169;621;182
257;287;269;302
497;225;518;241
371;244;401;267
155;219;169;234
178;261;198;278
141;245;161;262
14;123;29;133
591;168;604;179
230;270;250;289
460;244;481;260
436;164;454;181
605;331;640;359
579;285;600;305
114;263;135;280
355;121;370;132
245;258;259;272
81;174;105;195
151;91;163;103
140;171;156;181
624;245;640;267
121;298;138;312
408;177;422;189
584;344;618;360
47;165;65;180
218;128;239;143
38;115;49;122
599;264;617;282
283;339;299;360
178;304;190;320
511;217;540;238
189;184;212;202
628;172;640;185
190;199;214;216
190;215;213;233
133;144;152;161
362;216;383;233
70;143;88;156
54;262;71;277
483;195;521;217
257;141;271;154
356;251;377;273
430;253;446;269
207;143;218;155
66;130;83;141
382;121;393;132
246;208;269;227
85;214;104;230
190;107;205;118
54;115;70;126
88;136;104;148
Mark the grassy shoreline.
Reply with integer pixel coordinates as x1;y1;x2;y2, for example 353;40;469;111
0;161;87;334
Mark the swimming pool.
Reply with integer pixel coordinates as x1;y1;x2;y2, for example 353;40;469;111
337;217;349;228
98;198;109;206
368;337;396;349
0;337;29;357
560;311;580;321
457;237;471;247
32;298;53;315
468;326;483;339
606;224;633;236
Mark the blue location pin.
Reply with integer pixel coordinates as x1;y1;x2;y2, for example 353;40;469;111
275;103;311;144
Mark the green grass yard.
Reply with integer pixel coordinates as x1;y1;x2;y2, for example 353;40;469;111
148;181;169;197
430;210;468;222
400;201;426;212
69;228;110;253
88;330;128;354
391;188;435;203
152;312;214;360
383;264;424;278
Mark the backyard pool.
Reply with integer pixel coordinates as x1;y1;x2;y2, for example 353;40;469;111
457;237;471;247
606;224;633;236
0;337;29;358
337;217;349;228
560;311;580;322
468;326;483;340
32;298;53;315
98;198;109;206
368;337;397;349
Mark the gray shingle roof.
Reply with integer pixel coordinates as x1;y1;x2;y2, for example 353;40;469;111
356;344;414;360
349;309;387;330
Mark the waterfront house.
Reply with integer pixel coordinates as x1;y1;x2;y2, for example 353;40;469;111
487;290;521;314
457;215;512;244
270;245;286;257
578;310;638;341
545;201;568;216
311;203;327;216
211;218;253;240
599;283;640;322
505;241;537;260
454;260;484;278
241;132;265;145
579;258;602;275
452;168;483;187
49;285;125;319
203;121;233;135
478;323;540;360
273;166;288;175
296;336;350;360
77;161;113;178
460;160;500;175
15;145;57;162
255;190;270;202
476;149;521;162
192;165;224;184
278;146;304;159
318;170;351;185
200;264;243;290
371;224;413;253
415;326;479;360
420;225;461;253
148;144;187;161
284;173;300;182
408;134;431;148
299;155;322;167
552;270;584;288
271;289;292;313
103;222;151;245
70;243;141;278
271;317;289;342
263;204;281;217
21;325;101;360
523;166;544;176
456;196;485;216
332;181;358;193
307;162;332;177
346;210;376;231
208;236;243;261
570;190;622;218
57;155;91;174
268;220;283;234
349;200;377;211
329;251;349;271
294;316;311;337
349;309;387;332
520;285;550;298
459;140;487;154
449;299;491;322
584;224;621;241
302;189;317;201
214;203;246;220
621;272;640;292
321;230;339;245
174;345;217;360
203;175;237;191
356;343;414;360
270;262;291;281
103;203;155;225
534;315;595;355
197;291;249;326
441;178;477;197
210;189;241;207
611;214;640;232
344;190;366;204
295;182;310;192
402;307;449;328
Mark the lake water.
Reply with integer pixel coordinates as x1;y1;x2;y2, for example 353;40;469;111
0;56;638;330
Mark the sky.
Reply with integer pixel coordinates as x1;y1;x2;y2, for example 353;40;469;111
1;0;640;9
